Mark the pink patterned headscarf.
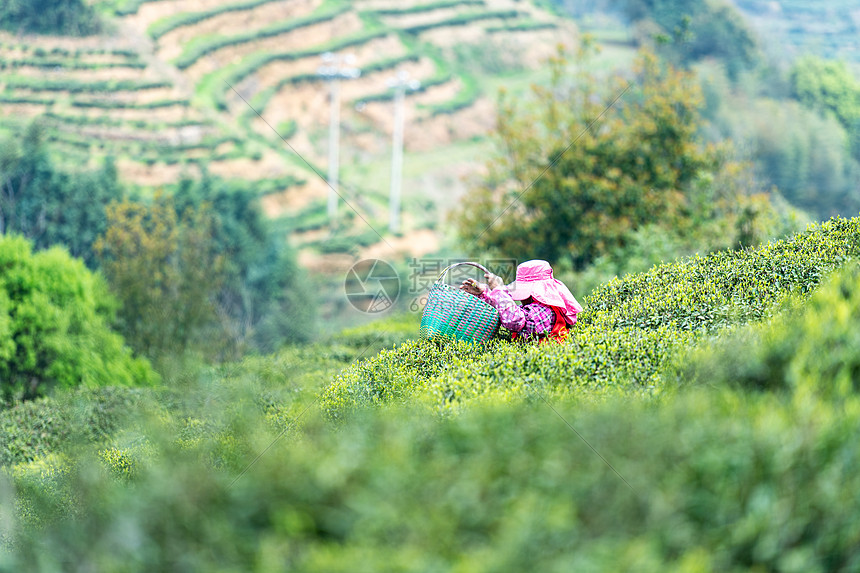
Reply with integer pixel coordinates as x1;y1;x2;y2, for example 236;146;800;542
506;260;583;325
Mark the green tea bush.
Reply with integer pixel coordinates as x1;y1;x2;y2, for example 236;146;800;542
70;99;189;110
0;237;157;402
3;77;171;93
584;216;860;333
681;260;860;398
0;387;151;466
0;95;55;106
486;20;556;32
403;9;522;34
6;454;77;531
371;0;485;15
321;217;860;417
7;59;146;70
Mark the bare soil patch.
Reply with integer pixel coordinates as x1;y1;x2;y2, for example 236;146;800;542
117;157;200;186
241;34;406;94
297;250;355;274
408;97;496;151
378;7;463;31
124;0;242;32
0;103;53;118
261;178;328;218
207;153;288;180
360;228;440;260
420;18;510;46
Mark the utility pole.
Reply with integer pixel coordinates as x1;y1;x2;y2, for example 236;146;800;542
386;70;420;234
317;52;360;227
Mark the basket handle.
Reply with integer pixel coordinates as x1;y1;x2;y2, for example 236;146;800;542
436;261;493;283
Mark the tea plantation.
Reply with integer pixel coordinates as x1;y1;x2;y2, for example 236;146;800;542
322;216;860;418
2;217;860;571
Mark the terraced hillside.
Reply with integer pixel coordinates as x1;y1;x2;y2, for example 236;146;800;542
0;0;579;268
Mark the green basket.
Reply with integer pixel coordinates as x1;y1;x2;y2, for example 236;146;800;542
419;262;501;344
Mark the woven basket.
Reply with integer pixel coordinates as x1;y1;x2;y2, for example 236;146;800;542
419;262;501;344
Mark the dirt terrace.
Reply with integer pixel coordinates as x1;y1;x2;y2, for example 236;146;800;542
180;11;364;81
153;0;320;62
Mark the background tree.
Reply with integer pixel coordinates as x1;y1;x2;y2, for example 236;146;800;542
0;235;155;402
559;0;762;79
95;194;225;361
0;0;100;35
0;121;120;267
173;176;317;354
790;56;860;161
457;48;784;273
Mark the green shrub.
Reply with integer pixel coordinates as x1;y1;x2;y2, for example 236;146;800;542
0;237;156;402
111;0;149;16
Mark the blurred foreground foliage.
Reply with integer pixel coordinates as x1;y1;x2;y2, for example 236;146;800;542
3;389;860;570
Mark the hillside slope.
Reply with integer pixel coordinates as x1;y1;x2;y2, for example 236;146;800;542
0;0;579;267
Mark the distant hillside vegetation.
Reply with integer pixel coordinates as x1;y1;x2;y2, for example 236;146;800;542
0;0;100;35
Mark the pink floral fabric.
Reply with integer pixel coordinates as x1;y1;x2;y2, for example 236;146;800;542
481;288;555;339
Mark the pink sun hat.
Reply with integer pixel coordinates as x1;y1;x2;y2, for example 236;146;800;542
505;260;583;325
